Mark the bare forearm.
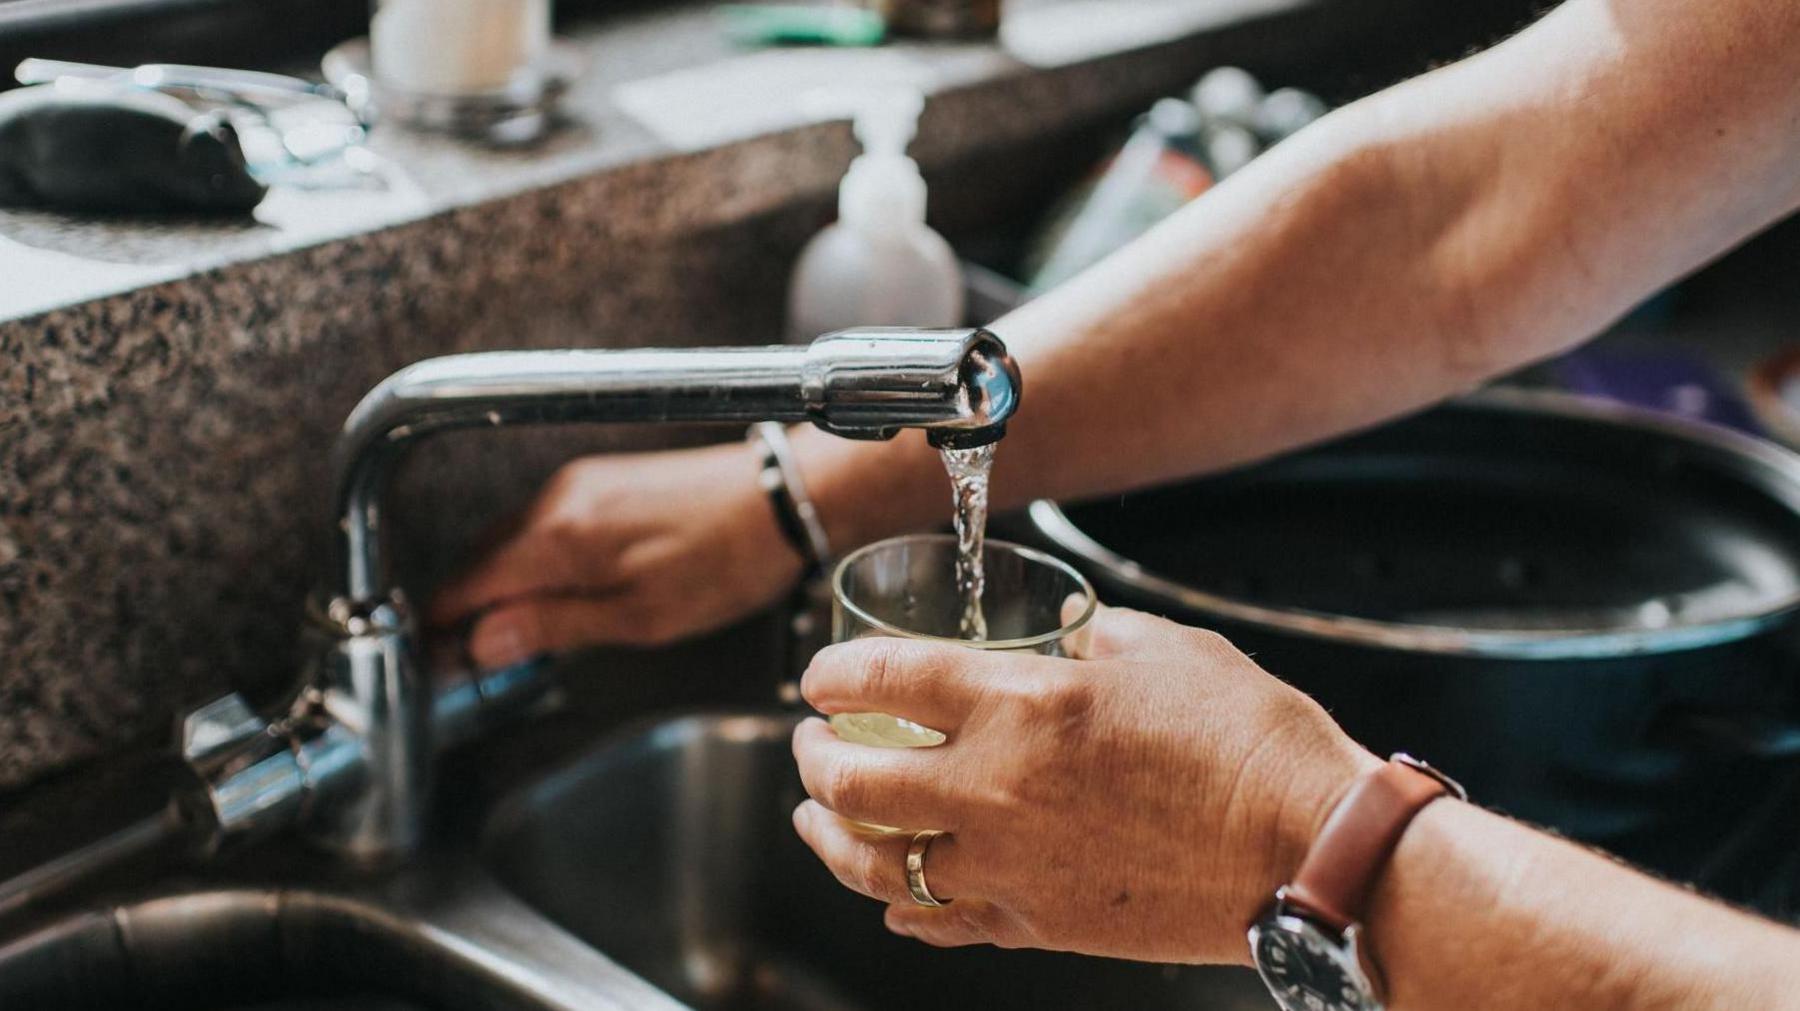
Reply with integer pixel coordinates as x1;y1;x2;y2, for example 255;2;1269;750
798;0;1800;550
797;106;1480;548
1372;802;1800;1010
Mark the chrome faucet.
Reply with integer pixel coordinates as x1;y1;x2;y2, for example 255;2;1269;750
177;327;1021;863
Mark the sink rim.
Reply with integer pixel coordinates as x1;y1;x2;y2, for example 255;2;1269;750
0;859;691;1011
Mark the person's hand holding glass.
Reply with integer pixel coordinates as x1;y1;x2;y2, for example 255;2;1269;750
817;533;1095;906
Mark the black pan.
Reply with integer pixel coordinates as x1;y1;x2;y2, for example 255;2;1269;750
1028;389;1800;915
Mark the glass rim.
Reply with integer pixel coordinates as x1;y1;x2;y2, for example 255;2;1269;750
831;533;1098;650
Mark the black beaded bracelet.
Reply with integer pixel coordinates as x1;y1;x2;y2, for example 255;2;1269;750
747;422;833;580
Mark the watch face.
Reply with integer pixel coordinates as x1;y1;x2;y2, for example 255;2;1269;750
1249;914;1380;1011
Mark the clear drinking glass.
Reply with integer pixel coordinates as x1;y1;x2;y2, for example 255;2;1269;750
828;534;1096;750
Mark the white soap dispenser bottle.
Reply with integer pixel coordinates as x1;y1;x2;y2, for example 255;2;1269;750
786;90;965;341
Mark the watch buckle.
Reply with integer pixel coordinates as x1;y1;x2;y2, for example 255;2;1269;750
1271;883;1300;918
1391;752;1468;801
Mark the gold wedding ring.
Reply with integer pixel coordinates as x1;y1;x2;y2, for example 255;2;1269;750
905;830;949;908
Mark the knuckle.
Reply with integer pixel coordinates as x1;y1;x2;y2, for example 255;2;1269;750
537;463;590;513
1098;605;1157;637
551;455;603;490
631;600;684;648
801;643;855;705
813;637;956;706
605;588;683;649
852;845;891;898
820;758;868;815
600;596;651;646
1183;626;1236;655
857;637;914;697
948;903;998;941
825;854;864;894
996;763;1050;812
991;749;1051;811
1048;674;1098;725
1015;671;1097;732
496;606;545;649
535;514;588;554
1265;683;1330;734
1104;605;1152;627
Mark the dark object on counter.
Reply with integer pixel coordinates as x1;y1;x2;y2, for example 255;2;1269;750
0;84;266;214
873;0;999;39
1028;390;1800;917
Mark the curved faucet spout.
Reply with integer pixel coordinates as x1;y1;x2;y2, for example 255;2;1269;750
332;327;1019;603
187;327;1021;865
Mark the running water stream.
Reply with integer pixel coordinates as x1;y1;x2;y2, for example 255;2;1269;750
941;442;996;641
824;442;1000;769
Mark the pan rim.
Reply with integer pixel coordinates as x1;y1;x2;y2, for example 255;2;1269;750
1029;388;1800;660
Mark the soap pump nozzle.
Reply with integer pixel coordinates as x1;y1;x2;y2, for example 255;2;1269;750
839;88;928;228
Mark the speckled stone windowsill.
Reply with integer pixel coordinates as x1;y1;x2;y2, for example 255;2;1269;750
0;0;1315;325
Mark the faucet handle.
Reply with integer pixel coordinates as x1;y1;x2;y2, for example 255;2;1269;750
175;691;313;853
179;692;268;771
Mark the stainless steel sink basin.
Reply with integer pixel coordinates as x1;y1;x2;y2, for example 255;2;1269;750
0;890;512;1011
0;876;686;1011
482;712;1272;1010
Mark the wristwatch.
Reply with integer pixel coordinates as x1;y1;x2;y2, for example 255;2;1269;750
1248;753;1465;1011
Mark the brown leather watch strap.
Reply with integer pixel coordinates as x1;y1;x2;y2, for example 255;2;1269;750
1282;755;1461;934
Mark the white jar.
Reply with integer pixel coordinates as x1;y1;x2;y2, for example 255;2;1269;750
370;0;551;96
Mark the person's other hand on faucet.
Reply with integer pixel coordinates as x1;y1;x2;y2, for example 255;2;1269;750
428;443;803;668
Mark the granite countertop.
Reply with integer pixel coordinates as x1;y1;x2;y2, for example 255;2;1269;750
0;0;1316;324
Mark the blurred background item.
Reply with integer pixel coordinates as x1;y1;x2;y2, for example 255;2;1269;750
0;59;373;214
323;0;575;145
871;0;1000;39
1019;96;1210;291
719;4;887;47
1553;343;1764;434
1020;67;1327;293
370;0;550;96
